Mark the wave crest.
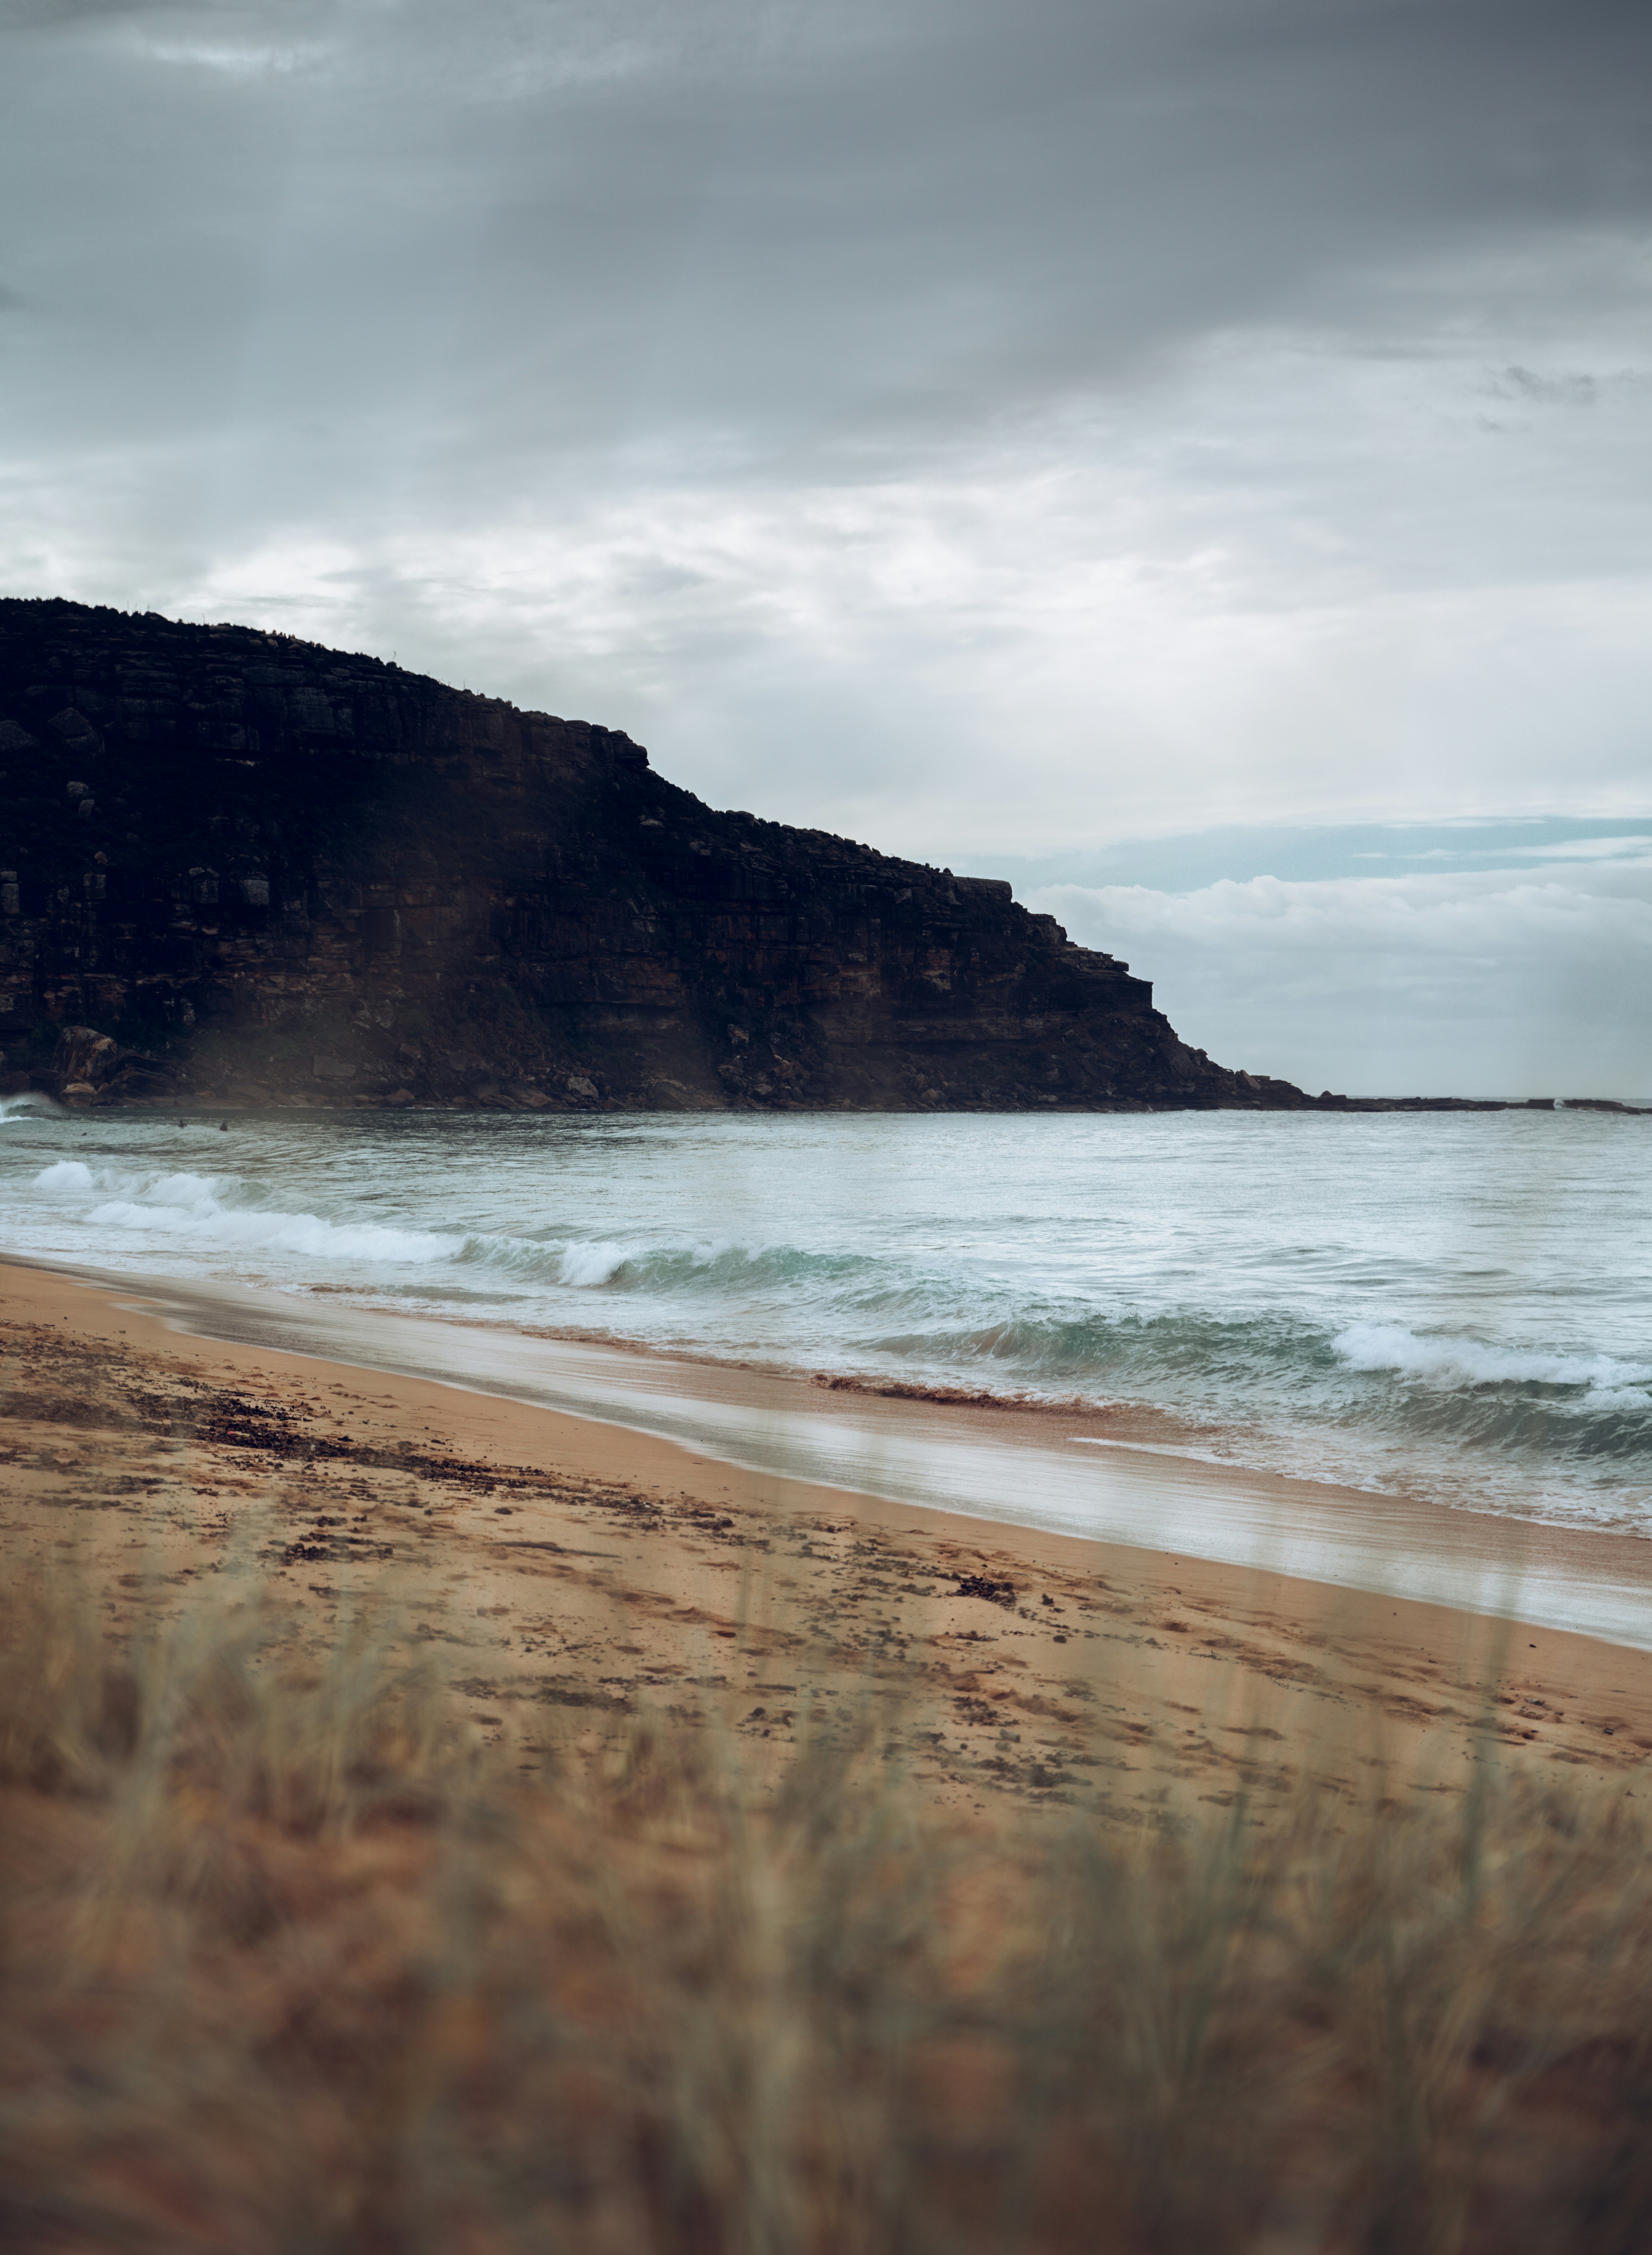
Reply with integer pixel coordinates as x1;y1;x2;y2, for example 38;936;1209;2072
1333;1320;1652;1399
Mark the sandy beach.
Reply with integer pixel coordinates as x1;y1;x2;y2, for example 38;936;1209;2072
6;1256;1652;1822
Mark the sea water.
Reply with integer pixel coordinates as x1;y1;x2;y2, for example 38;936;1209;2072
1;1099;1648;1543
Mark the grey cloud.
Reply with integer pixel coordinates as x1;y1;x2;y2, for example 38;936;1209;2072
5;0;1652;473
1489;366;1608;409
3;2;169;24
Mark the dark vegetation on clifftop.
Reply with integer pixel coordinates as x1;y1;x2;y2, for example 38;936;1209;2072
0;599;1554;1114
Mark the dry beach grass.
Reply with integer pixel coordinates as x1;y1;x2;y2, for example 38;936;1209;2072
6;1267;1652;2250
8;1561;1652;2253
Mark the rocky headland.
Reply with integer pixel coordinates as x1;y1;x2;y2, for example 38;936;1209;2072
0;598;1586;1115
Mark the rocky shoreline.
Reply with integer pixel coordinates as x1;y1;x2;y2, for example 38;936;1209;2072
19;1018;1633;1114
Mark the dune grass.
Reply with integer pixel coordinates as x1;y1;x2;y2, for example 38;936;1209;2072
2;1550;1652;2255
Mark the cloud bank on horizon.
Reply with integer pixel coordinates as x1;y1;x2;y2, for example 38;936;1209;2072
1037;844;1652;1100
1;0;1648;1093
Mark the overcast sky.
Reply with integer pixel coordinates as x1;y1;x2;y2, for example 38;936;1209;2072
3;0;1649;1093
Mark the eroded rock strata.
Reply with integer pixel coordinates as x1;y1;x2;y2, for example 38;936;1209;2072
0;597;1311;1111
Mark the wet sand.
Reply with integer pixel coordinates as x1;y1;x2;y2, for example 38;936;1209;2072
26;1256;1652;1651
5;1257;1652;1821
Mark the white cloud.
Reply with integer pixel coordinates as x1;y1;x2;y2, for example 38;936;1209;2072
1491;836;1652;863
1035;864;1652;1098
137;38;324;76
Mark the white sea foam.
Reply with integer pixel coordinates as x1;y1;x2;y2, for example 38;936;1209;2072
30;1151;459;1263
34;1159;97;1191
28;1158;755;1285
554;1239;631;1287
102;1169;237;1211
84;1193;459;1262
1332;1320;1652;1396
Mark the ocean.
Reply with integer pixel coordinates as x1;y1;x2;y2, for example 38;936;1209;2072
2;1099;1648;1547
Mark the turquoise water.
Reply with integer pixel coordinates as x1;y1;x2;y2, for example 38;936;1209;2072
2;1100;1649;1536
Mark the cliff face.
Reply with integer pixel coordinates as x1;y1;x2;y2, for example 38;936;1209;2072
0;598;1307;1112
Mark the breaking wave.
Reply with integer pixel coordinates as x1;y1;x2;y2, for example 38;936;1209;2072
25;1158;902;1303
34;1161;459;1264
1332;1319;1652;1403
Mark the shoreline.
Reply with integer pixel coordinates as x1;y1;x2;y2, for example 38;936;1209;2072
6;1255;1652;1822
13;1249;1652;1654
11;1087;1652;1114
